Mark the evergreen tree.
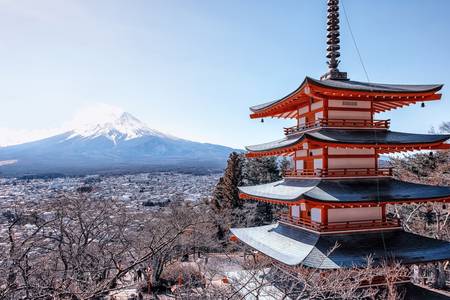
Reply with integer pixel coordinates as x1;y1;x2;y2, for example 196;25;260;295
242;156;286;225
253;201;275;226
242;157;281;185
279;157;291;176
212;152;243;210
212;153;289;229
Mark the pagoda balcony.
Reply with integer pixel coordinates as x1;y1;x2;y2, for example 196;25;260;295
283;118;390;135
278;213;401;233
283;167;393;178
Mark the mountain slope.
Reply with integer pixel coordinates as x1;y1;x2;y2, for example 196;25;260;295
0;113;238;176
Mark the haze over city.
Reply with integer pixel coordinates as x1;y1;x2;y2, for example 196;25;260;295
1;0;450;149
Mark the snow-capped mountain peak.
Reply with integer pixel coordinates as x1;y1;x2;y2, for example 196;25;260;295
67;112;176;144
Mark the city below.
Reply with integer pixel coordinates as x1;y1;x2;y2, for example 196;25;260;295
0;172;219;214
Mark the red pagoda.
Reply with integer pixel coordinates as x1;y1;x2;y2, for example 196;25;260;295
231;0;450;273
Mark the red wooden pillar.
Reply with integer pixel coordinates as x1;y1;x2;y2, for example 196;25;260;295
370;100;374;122
374;148;379;172
321;205;328;226
381;204;386;222
323;98;329;121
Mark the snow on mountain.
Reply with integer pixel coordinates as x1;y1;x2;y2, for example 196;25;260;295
0;111;238;176
66;112;178;144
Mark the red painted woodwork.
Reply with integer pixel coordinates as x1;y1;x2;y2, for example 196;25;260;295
283;118;390;135
249;81;442;119
278;213;401;233
283;167;392;178
245;139;450;158
238;192;450;207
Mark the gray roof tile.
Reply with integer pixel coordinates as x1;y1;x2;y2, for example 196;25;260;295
250;77;443;113
239;178;450;203
245;129;450;152
231;223;450;269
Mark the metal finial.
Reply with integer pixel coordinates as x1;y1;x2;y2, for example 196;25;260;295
321;0;348;80
327;0;340;71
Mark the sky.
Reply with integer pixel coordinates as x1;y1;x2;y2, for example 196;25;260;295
1;0;450;148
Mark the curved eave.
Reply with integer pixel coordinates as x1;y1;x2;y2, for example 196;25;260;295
249;78;309;113
306;77;443;94
249;77;444;119
239;191;450;206
247;142;450;158
245;130;450;157
245;135;303;154
231;223;450;269
239;178;450;205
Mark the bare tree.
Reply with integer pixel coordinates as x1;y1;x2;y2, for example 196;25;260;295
0;194;215;299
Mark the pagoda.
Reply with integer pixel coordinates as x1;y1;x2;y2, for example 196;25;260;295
231;0;450;274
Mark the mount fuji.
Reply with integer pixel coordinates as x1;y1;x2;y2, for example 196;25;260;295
0;112;238;176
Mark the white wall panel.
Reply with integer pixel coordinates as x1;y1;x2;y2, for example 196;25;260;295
295;160;304;170
291;206;300;218
328;207;382;223
311;100;323;111
328;148;375;155
329;100;371;109
329;158;375;169
298;106;309;115
311;208;322;223
315;111;323;120
296;150;307;157
311;149;323;156
314;159;323;169
298;116;306;126
328;110;371;120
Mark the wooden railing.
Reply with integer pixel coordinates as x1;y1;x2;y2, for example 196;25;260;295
278;214;401;233
283;168;393;178
283;118;390;135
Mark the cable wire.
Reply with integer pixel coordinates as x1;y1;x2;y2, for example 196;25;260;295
341;0;371;83
341;0;390;262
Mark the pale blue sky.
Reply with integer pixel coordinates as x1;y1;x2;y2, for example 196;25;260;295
1;0;450;148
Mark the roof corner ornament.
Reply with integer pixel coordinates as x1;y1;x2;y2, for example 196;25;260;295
320;0;348;81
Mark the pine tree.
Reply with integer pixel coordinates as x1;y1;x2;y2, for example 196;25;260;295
241;156;286;225
242;157;281;185
212;153;287;228
253;201;274;226
212;152;243;210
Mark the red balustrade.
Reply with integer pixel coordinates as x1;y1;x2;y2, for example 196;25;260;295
283;118;390;135
278;213;401;233
283;168;393;178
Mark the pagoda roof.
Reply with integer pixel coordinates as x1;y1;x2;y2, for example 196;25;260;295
245;128;450;154
239;178;450;204
250;77;443;118
306;77;443;94
230;223;450;268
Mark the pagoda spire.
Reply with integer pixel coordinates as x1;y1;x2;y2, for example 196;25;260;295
321;0;348;81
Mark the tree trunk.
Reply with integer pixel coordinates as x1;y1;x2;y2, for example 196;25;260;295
151;256;165;289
